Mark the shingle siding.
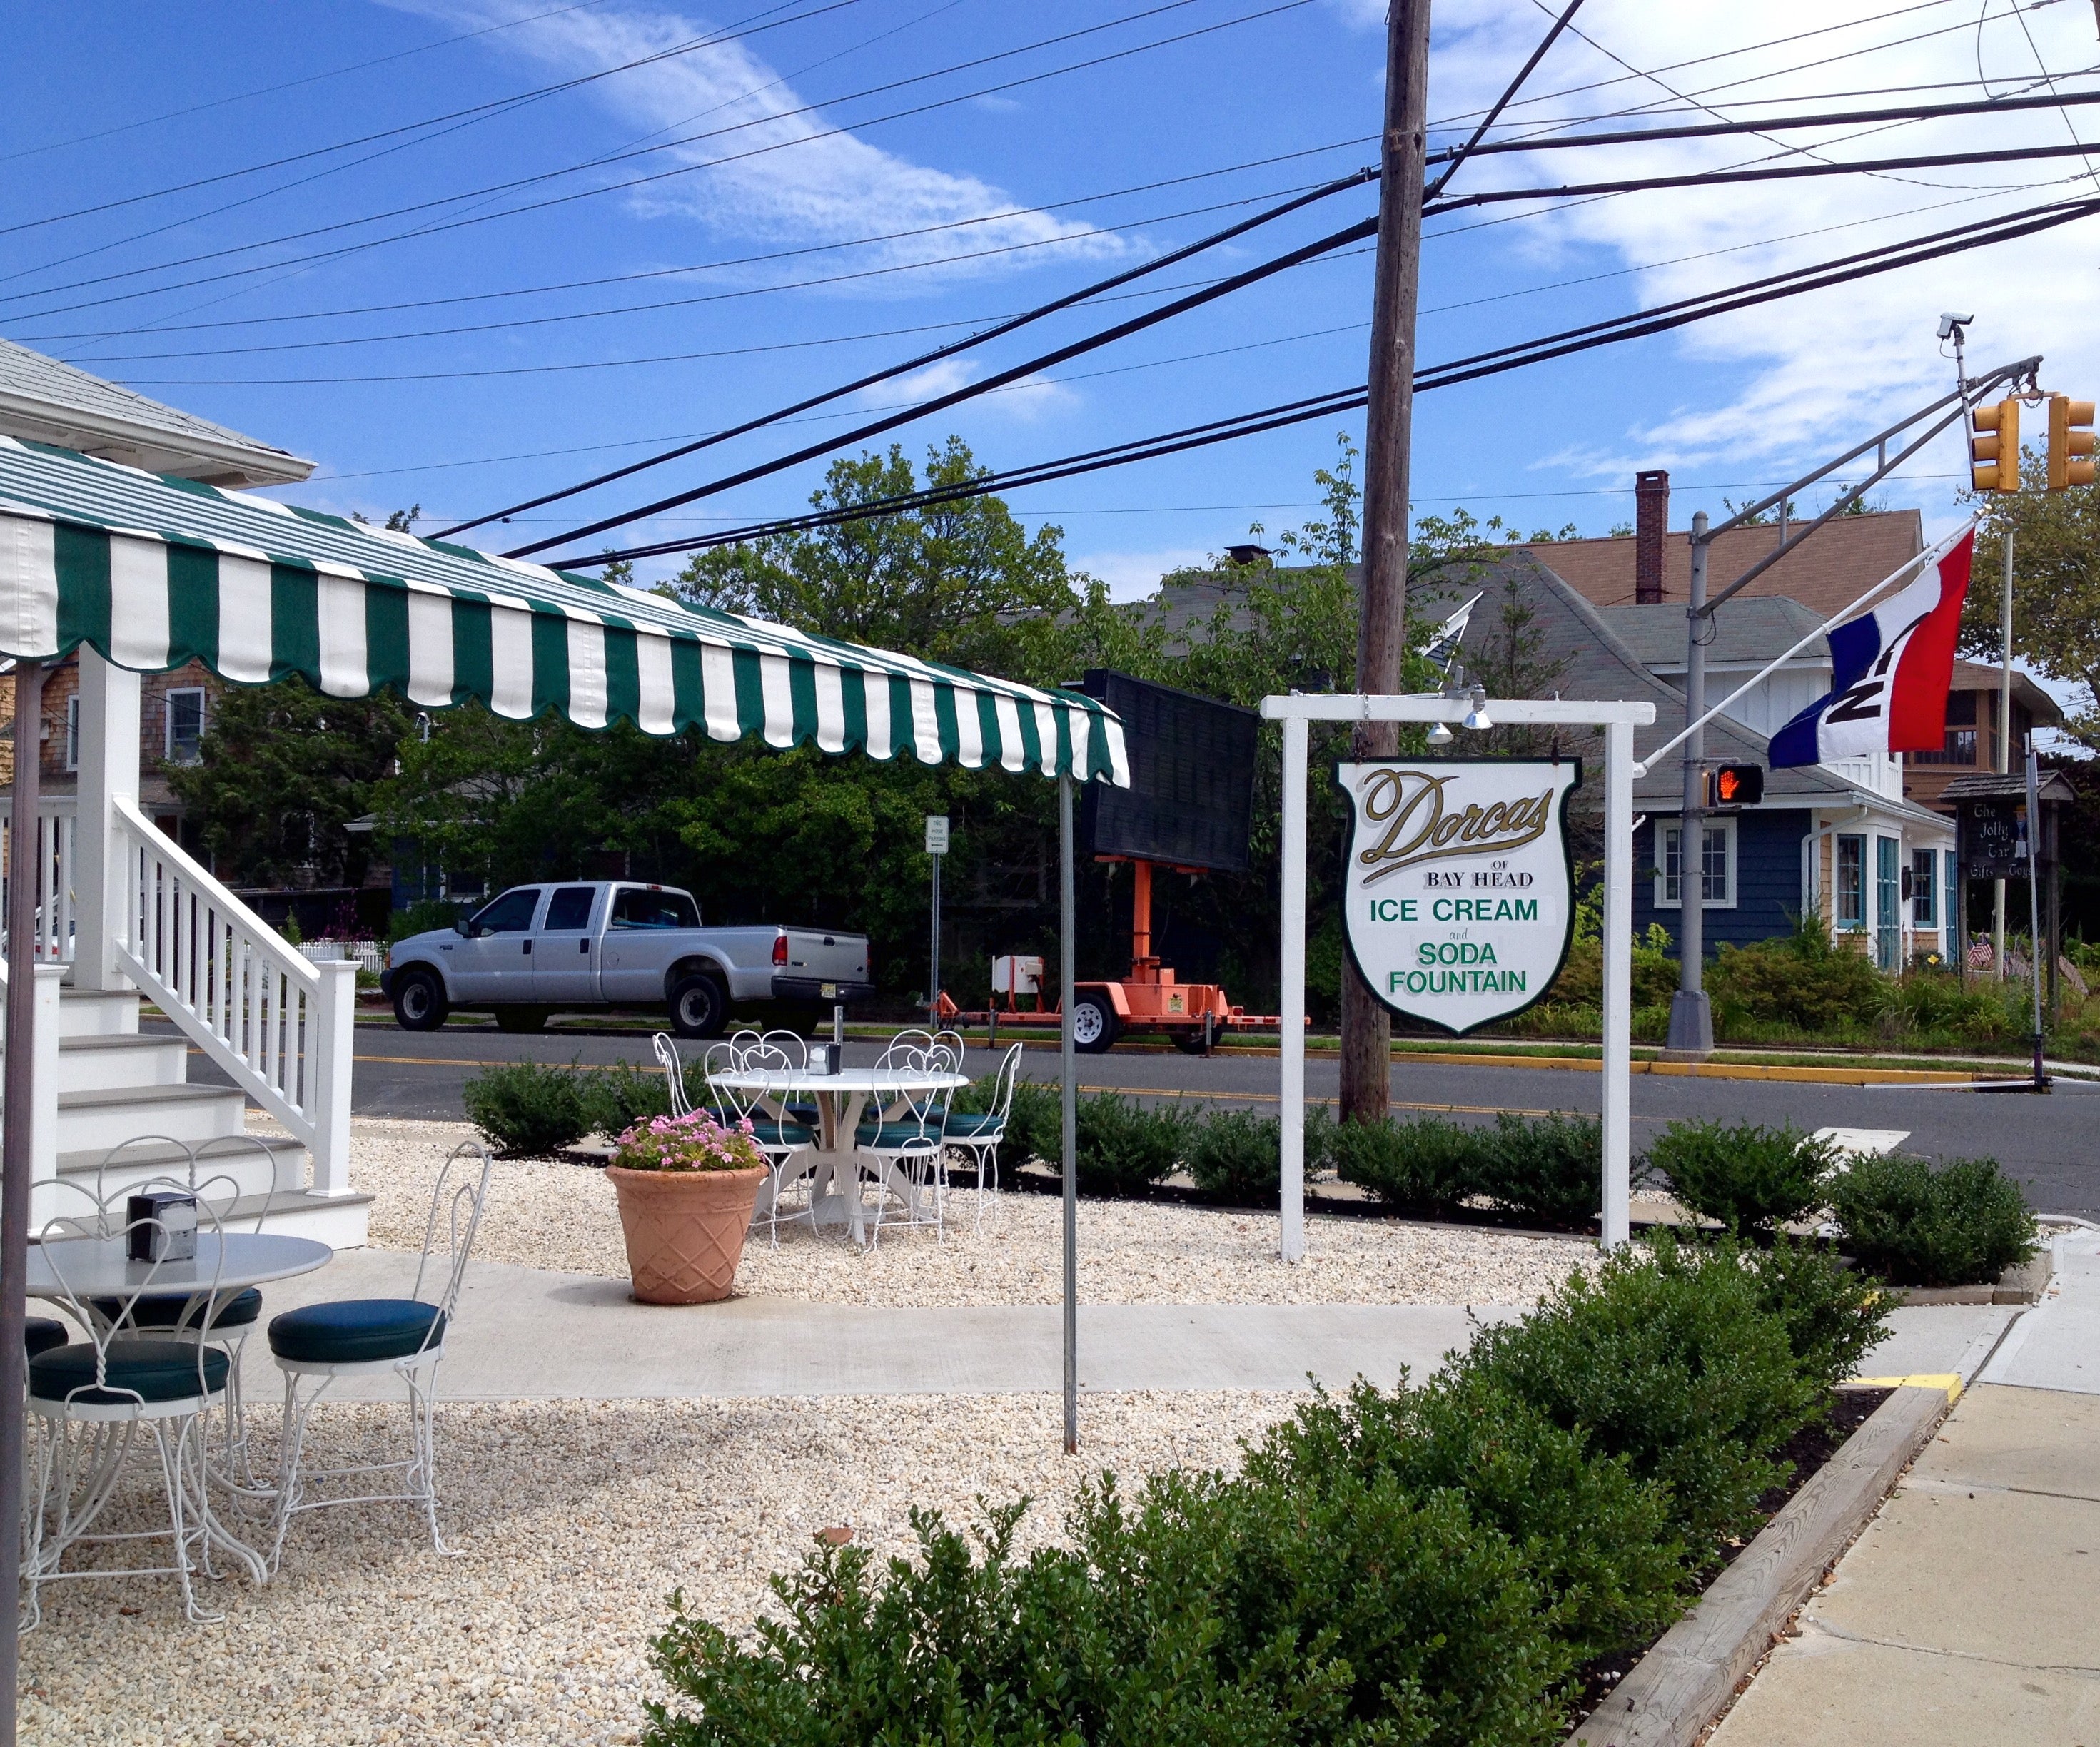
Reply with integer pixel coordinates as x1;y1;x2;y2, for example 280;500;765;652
1635;808;1811;957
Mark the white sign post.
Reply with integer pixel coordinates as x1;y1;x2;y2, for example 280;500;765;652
1262;695;1656;1261
925;816;949;1027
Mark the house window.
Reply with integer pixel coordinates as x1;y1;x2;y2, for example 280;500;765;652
63;696;78;772
1836;834;1867;930
1909;692;1977;766
165;689;206;764
1656;818;1736;910
1910;847;1937;928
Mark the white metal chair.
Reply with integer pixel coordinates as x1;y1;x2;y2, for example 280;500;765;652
941;1041;1022;1230
263;1144;492;1572
24;1181;262;1626
857;1043;951;1247
654;1031;695;1118
712;1040;817;1247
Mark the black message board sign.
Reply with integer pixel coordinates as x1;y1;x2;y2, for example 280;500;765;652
1079;670;1258;874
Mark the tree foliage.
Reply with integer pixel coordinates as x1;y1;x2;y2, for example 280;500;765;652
1967;448;2100;746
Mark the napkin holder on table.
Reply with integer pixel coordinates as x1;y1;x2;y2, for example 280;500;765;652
126;1190;198;1263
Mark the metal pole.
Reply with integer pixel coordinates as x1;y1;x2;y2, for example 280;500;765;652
1;659;46;1747
1668;512;1715;1056
1341;0;1430;1127
929;847;942;1028
1995;527;2014;978
1059;773;1078;1454
1602;717;1635;1247
1278;716;1309;1263
2026;741;2046;1088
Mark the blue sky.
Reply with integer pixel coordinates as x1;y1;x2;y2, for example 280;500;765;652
5;0;2099;603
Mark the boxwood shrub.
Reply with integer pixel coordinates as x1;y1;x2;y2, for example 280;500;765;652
1183;1107;1281;1205
1473;1113;1602;1229
461;1059;592;1157
1829;1153;2038;1287
1331;1113;1480;1215
1645;1120;1836;1235
1074;1093;1191;1197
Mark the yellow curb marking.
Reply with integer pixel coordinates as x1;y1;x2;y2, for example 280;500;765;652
1850;1373;1964;1403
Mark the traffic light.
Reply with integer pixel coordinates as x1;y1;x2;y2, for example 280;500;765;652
1971;396;2021;493
2048;394;2096;490
1705;764;1764;809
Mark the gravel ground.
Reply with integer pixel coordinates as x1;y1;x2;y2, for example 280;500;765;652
21;1389;1299;1746
348;1118;1588;1307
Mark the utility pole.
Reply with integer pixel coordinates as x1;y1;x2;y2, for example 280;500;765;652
1994;528;2014;977
1341;0;1430;1125
1667;512;1715;1055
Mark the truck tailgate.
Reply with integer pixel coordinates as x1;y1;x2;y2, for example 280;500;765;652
780;929;869;986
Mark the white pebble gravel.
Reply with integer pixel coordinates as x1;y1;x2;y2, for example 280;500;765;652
350;1118;1587;1307
21;1389;1299;1746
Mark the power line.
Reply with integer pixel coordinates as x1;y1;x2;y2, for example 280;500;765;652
1425;0;1587;201
501;209;1380;557
546;190;2100;569
0;0;1303;320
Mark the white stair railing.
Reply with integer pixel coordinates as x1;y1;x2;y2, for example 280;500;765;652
0;801;79;967
109;796;354;1197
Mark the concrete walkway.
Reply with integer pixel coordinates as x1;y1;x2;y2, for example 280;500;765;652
1714;1227;2100;1747
233;1247;2018;1404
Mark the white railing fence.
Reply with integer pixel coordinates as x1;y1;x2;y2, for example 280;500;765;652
0;801;79;966
110;796;353;1197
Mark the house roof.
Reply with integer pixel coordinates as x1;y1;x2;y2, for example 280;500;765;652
1593;596;1829;669
1523;509;1924;617
1949;658;2064;724
0;338;313;487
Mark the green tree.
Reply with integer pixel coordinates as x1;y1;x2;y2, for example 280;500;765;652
1967;447;2100;747
166;674;412;888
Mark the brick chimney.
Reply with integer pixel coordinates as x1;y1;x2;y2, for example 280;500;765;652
1634;469;1669;604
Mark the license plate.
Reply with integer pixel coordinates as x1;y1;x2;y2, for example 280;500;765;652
819;983;837;998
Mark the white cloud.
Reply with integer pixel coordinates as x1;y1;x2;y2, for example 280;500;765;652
1068;544;1215;599
862;358;1077;421
1426;1;2100;482
388;0;1125;280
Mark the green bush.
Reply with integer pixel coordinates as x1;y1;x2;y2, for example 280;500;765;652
1474;1113;1601;1229
1331;1114;1480;1215
580;1060;681;1139
999;1076;1063;1172
388;897;468;945
1645;1120;1836;1235
1456;1232;1826;1561
1184;1108;1279;1205
1737;1237;1893;1389
1548;929;1680;1009
1829;1154;2038;1287
1074;1093;1190;1197
1706;915;1886;1033
462;1059;591;1157
1243;1374;1689;1667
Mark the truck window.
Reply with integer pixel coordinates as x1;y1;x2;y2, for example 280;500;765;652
610;888;698;930
469;888;542;934
544;886;595;931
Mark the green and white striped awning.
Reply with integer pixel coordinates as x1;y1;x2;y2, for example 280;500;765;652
0;437;1127;785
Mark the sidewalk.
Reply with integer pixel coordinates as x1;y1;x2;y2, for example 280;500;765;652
1712;1228;2100;1746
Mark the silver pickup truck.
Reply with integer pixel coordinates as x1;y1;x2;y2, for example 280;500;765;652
381;881;873;1037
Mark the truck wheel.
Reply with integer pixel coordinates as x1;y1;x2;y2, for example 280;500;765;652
669;973;728;1039
391;968;448;1032
1070;993;1120;1055
494;1006;548;1033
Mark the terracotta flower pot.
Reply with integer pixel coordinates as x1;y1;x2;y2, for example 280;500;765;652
605;1164;767;1305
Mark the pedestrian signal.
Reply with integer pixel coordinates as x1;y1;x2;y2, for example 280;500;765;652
1971;397;2021;494
2048;394;2096;491
1705;764;1763;809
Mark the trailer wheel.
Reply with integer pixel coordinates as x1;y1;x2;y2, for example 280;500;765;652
1070;993;1119;1055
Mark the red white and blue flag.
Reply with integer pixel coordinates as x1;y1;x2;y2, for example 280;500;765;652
1769;525;1976;769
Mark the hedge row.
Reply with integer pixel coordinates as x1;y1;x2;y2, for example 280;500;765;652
642;1234;1893;1747
462;1058;700;1158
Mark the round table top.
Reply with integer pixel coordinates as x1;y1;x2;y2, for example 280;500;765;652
26;1232;334;1301
709;1066;970;1095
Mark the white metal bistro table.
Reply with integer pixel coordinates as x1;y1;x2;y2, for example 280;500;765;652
709;1066;969;1244
27;1232;334;1320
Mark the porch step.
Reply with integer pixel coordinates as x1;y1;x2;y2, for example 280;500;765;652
56;1083;247;1154
224;1188;373;1249
55;1133;307;1202
56;988;141;1038
56;1032;188;1094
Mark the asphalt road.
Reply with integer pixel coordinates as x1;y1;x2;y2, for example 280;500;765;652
166;1016;2100;1219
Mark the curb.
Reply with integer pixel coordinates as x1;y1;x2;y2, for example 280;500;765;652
1569;1381;1954;1747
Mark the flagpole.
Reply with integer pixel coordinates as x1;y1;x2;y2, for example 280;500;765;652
1633;522;1973;779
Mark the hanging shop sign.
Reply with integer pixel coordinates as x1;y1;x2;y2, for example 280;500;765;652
1337;759;1582;1035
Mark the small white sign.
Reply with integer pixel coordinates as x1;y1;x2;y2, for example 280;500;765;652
924;815;949;855
993;954;1043;996
1338;759;1581;1035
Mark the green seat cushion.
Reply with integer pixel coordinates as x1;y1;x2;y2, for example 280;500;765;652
268;1298;447;1366
747;1121;813;1148
30;1339;228;1406
89;1285;263;1333
857;1123;941;1149
25;1317;69;1360
943;1113;1004;1139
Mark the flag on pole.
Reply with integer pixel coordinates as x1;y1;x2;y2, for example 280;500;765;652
1769;525;1977;768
